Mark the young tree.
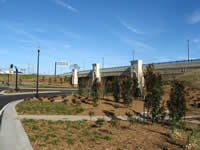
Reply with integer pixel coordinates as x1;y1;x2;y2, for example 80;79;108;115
167;80;186;122
144;64;165;122
42;76;45;82
132;76;141;98
54;77;57;83
64;76;69;83
121;77;133;105
60;77;63;84
48;78;52;85
113;78;120;102
91;78;102;104
19;77;23;85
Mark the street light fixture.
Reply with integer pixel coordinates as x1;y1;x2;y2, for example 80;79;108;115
36;47;40;98
15;66;18;91
187;37;190;62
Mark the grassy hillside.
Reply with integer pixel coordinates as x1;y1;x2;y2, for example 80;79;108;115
0;74;72;88
175;69;200;89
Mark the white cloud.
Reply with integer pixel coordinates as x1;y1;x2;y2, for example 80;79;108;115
186;9;200;24
8;25;41;44
152;57;173;62
119;19;144;35
63;31;84;40
55;0;78;13
193;38;200;43
112;31;154;52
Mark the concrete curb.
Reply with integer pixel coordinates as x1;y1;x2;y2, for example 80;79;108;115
0;90;60;96
0;100;33;150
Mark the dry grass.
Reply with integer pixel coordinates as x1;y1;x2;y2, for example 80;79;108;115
21;119;197;150
176;69;200;89
16;99;84;115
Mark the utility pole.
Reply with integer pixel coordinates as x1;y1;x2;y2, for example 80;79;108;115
102;57;104;99
132;49;135;61
187;38;190;61
55;62;57;78
36;47;40;98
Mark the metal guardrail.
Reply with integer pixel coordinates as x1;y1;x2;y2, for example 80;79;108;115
144;58;200;65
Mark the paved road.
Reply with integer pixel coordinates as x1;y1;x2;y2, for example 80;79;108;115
0;87;78;110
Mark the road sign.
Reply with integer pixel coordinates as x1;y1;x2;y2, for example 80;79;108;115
56;61;68;66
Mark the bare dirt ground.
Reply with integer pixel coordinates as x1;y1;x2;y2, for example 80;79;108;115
19;85;200;150
22;119;196;150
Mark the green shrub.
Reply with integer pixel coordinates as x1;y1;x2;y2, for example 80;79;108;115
66;138;75;145
89;111;95;120
113;104;120;109
185;125;200;149
95;118;104;127
110;116;120;128
103;136;112;141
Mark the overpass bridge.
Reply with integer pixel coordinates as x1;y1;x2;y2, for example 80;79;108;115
65;59;200;77
64;59;200;87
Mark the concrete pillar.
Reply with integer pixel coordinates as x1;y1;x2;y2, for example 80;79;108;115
131;60;144;90
72;69;78;87
92;64;101;82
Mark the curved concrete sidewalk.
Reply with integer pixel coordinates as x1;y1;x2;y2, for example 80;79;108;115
18;113;200;124
18;114;143;121
0;100;33;150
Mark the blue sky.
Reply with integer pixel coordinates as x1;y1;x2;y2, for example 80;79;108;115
0;0;200;74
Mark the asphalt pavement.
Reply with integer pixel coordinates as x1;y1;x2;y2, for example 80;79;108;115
0;87;78;110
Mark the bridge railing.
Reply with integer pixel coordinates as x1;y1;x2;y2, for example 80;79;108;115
143;58;200;65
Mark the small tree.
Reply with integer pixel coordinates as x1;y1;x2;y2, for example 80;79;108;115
113;78;120;102
167;80;186;122
91;78;102;104
146;88;165;122
64;76;69;83
121;77;133;105
144;64;165;122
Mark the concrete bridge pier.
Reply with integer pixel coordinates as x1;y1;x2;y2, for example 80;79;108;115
92;64;101;82
72;69;78;87
131;60;144;91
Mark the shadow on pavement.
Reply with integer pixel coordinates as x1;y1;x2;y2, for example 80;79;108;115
0;110;4;131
